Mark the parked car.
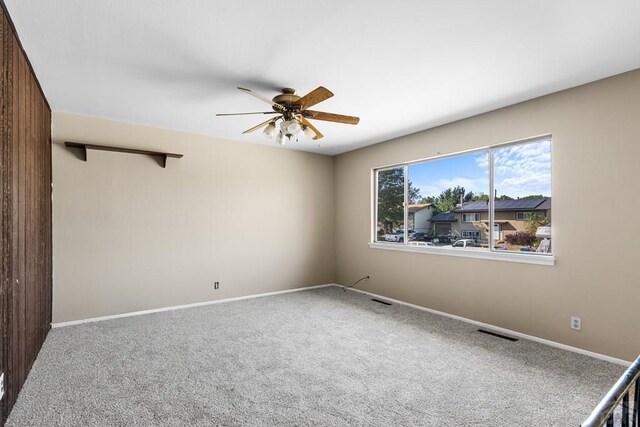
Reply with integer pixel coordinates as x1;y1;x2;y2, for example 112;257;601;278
451;239;479;248
535;226;551;238
384;229;415;242
408;241;436;247
384;230;401;242
433;235;453;244
410;232;432;242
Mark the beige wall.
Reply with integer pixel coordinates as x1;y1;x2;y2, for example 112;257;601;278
334;70;640;361
52;71;640;360
52;113;334;323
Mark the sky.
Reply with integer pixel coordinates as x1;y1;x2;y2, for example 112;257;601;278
409;140;551;199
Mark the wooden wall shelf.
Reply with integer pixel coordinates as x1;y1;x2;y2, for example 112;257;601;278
64;141;183;168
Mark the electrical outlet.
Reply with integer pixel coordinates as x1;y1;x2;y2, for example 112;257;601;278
0;372;5;400
214;282;219;290
571;316;582;331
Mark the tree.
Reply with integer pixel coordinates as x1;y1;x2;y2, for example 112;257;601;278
525;213;550;235
428;186;476;214
471;193;489;202
505;232;537;247
377;169;421;232
408;182;421;204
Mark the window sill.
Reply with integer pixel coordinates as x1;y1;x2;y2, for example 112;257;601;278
368;242;555;266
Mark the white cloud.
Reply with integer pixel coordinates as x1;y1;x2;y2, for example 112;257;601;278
494;140;551;197
417;184;442;197
412;141;551;199
475;152;489;169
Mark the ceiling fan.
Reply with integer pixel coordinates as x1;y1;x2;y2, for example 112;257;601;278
217;86;359;144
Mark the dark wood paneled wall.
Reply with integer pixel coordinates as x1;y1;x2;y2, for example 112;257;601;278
0;2;52;425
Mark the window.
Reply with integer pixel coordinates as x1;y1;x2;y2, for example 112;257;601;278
493;139;552;254
462;213;480;222
375;167;405;243
407;150;489;244
516;212;532;220
461;230;480;239
372;137;553;263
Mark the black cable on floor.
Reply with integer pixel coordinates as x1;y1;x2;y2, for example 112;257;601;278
341;275;370;292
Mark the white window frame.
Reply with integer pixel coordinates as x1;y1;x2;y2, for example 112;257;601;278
373;165;408;244
370;135;554;266
462;213;480;222
461;230;480;239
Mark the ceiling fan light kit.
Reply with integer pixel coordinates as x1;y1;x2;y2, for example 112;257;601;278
263;122;277;138
281;119;302;136
302;125;315;139
217;86;360;145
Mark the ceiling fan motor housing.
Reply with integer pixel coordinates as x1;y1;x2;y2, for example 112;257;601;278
272;88;302;111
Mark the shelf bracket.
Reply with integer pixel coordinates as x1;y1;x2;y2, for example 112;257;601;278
78;144;87;161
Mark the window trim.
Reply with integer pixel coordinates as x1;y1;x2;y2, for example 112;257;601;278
368;241;555;266
373;165;408;243
461;230;481;239
403;164;408;244
462;213;480;222
370;134;554;266
516;211;533;220
489;145;495;244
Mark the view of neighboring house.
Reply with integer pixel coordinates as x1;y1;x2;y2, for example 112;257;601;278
431;197;551;241
379;203;434;235
430;211;458;237
408;203;433;232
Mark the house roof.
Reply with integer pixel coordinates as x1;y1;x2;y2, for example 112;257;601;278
431;211;457;222
455;197;551;212
408;203;432;213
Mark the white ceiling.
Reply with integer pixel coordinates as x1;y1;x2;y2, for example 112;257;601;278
6;1;640;155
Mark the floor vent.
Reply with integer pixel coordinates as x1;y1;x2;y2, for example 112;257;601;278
371;298;392;306
477;329;519;342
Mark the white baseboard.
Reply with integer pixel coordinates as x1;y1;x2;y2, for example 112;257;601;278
336;284;631;366
52;282;631;366
51;284;333;328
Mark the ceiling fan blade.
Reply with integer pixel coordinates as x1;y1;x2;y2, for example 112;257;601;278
295;86;334;110
237;87;285;112
299;117;323;140
216;112;280;116
242;117;278;134
303;110;360;125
